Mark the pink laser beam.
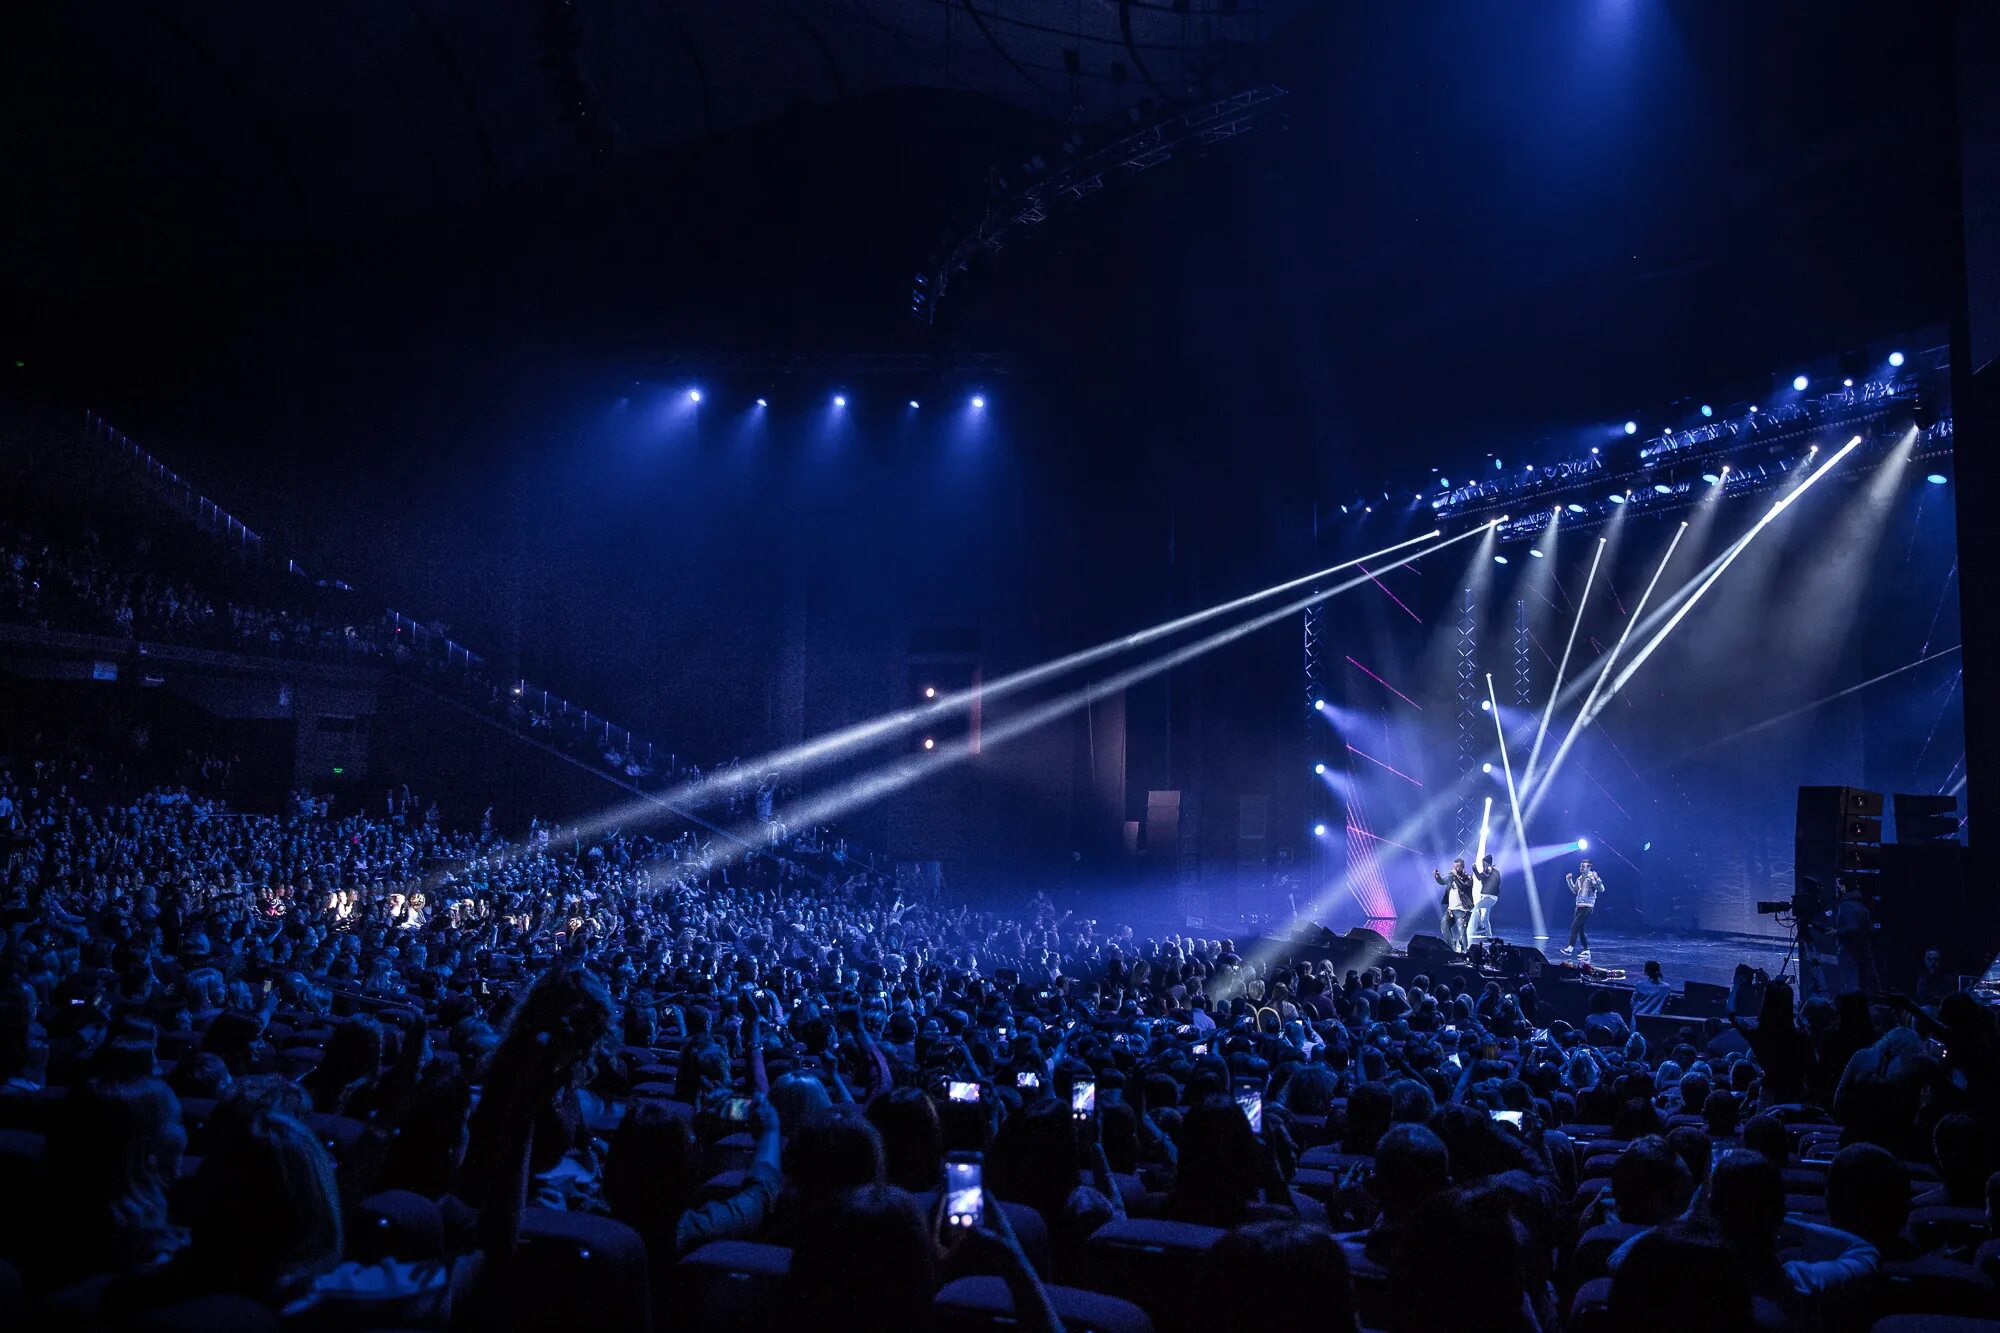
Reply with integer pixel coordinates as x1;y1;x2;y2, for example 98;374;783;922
1346;744;1425;788
1355;564;1423;623
1345;656;1424;711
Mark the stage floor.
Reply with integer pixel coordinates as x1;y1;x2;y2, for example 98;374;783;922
1460;928;1794;991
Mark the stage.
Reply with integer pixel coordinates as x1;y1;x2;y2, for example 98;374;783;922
1447;928;1796;991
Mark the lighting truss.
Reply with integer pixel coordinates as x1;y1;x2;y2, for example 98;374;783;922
1303;601;1329;716
1513;598;1531;711
1485;412;1952;545
1455;587;1479;850
912;86;1289;323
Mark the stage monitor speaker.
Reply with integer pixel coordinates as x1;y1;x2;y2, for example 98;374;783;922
1405;934;1457;976
1345;926;1390;951
1678;981;1729;1019
1893;793;1960;843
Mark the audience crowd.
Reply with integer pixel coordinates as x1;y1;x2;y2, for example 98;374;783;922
4;721;2000;1332
3;416;1998;1330
0;504;782;812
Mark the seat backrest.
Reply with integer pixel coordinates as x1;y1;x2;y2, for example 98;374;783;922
673;1241;793;1333
1568;1221;1646;1286
352;1189;445;1263
506;1208;653;1333
1874;1260;1999;1321
935;1275;1155;1333
1908;1207;1991;1254
303;1111;365;1159
1082;1219;1224;1333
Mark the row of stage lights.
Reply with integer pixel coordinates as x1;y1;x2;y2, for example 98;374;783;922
1481;446;1948;564
679;388;987;411
1339;350;1911;517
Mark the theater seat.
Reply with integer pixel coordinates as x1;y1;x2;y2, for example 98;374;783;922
935;1275;1155;1333
1870;1313;2000;1332
1568;1221;1646;1286
1875;1260;1997;1320
921;1192;1051;1280
353;1190;445;1263
1298;1147;1374;1174
1290;1166;1339;1204
134;1294;280;1333
674;1241;792;1333
1909;1207;1990;1255
1566;1276;1616;1333
505;1208;652;1333
1081;1219;1224;1333
304;1111;365;1159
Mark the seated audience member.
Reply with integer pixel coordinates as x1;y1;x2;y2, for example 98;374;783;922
1608;1220;1757;1333
1632;961;1672;1017
1739;1112;1790;1166
1347;1122;1451;1262
31;1076;187;1294
867;1085;946;1193
1608;1134;1694;1226
784;1183;1058;1333
1197;1220;1361;1332
1825;1143;1915;1259
1920;1111;1990;1209
604;1094;783;1277
1701;1150;1879;1313
1387;1186;1537;1333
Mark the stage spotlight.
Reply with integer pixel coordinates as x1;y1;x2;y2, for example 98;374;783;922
834;394;848;407
1623;421;1637;435
1314;763;1327;775
1567;503;1586;514
1653;483;1672;494
1792;374;1808;391
755;397;768;408
1607;493;1625;505
1843;378;1854;388
1494;458;1503;470
1480;699;1492;712
1702;473;1720;485
1700;404;1713;417
1529;548;1544;558
923;686;937;699
922;737;936;751
1314;699;1327;711
1575;838;1589;850
1926;474;1947;485
1482;762;1494;774
1440;478;1451;488
1590;447;1600;455
909;400;920;409
971;395;986;409
1314;823;1328;837
1642;841;1653;851
1494;555;1508;565
688;389;703;403
1889;351;1905;367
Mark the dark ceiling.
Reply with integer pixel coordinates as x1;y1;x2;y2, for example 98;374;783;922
2;0;1305;287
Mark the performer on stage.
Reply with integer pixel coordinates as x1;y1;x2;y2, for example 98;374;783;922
1433;858;1475;953
1562;859;1602;962
1471;852;1501;943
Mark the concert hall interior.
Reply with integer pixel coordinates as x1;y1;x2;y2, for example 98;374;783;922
5;1;2000;1329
